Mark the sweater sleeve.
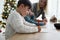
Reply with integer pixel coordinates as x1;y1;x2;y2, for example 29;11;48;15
11;14;38;33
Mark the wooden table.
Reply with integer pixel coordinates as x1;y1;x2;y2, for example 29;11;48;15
9;22;60;40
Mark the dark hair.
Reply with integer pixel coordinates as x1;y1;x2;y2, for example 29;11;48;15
17;0;32;9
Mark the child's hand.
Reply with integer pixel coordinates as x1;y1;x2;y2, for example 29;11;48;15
43;18;47;22
29;9;34;15
37;26;41;32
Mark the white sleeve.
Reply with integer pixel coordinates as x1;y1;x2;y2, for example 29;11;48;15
11;15;38;33
23;20;37;27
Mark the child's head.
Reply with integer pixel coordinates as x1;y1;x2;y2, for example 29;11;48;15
17;0;32;16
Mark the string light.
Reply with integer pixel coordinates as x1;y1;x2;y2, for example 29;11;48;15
1;0;16;29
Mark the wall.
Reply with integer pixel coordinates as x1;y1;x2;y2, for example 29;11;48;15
57;0;60;20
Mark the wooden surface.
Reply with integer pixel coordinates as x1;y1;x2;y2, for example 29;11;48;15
8;22;60;40
9;31;60;40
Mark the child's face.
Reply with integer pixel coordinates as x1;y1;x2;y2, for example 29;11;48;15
22;6;29;16
20;4;30;16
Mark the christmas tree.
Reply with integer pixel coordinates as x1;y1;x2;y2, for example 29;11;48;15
0;0;17;33
2;0;16;19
